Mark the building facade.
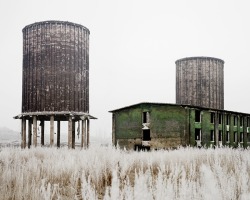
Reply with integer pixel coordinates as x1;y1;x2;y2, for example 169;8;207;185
110;103;250;150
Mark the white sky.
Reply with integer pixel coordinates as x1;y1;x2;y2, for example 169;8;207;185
1;0;250;138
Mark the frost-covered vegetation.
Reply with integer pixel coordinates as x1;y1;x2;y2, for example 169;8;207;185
0;146;250;200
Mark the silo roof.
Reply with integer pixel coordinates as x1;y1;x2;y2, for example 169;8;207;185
175;56;224;64
22;20;90;33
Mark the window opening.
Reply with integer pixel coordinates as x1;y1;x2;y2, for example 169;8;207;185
240;117;243;126
143;129;151;141
247;133;250;142
211;113;215;123
210;130;214;141
226;115;230;125
219;131;222;141
195;110;201;122
219;114;222;124
234;132;237;142
143;112;149;123
226;131;230;142
195;128;201;140
240;132;243;142
234;116;237;126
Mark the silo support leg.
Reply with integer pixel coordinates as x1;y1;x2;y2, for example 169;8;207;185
28;120;32;148
21;119;26;148
41;120;44;146
57;121;60;148
81;119;86;149
50;116;54;147
68;117;72;149
33;116;37;147
72;120;75;149
87;119;90;148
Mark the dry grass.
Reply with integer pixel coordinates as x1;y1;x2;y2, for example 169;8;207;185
0;146;250;199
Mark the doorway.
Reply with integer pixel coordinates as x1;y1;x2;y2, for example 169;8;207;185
143;129;151;141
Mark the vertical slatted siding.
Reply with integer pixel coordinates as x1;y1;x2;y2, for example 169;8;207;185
176;57;224;110
22;21;90;113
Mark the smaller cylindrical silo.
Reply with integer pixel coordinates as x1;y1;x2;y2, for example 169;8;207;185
176;57;224;110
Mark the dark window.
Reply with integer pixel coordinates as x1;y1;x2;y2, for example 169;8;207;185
219;114;222;124
143;129;151;141
143;112;149;123
240;132;243;142
195;110;201;122
219;131;222;141
234;132;237;142
211;113;215;123
234;116;237;126
195;128;201;140
210;130;214;141
247;133;250;142
226;115;230;125
226;131;230;142
240;117;243;126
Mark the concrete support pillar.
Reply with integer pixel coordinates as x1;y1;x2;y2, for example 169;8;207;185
112;114;116;146
21;119;26;148
81;119;86;148
57;121;60;148
41;120;45;146
243;116;247;148
21;120;23;148
50;116;54;147
215;113;219;147
68;116;73;149
222;114;226;146
28;120;32;148
87;119;90;148
33;116;37;147
72;120;75;149
77;121;80;140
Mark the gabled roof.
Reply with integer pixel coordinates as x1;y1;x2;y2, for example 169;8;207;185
109;102;176;113
109;102;250;116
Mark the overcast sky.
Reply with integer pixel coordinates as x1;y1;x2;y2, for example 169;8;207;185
1;0;250;138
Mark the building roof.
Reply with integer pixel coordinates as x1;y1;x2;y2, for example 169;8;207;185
109;102;250;116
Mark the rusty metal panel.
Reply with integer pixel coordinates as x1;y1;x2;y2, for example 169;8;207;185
22;21;90;113
176;57;224;110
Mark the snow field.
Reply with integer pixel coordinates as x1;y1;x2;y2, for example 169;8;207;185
0;146;250;199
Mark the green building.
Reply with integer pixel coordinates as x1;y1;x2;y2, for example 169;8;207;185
110;102;250;150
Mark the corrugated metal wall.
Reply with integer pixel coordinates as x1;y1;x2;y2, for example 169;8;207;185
176;57;224;110
22;21;89;113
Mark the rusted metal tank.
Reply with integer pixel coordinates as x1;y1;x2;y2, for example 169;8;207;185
176;57;224;110
22;21;89;113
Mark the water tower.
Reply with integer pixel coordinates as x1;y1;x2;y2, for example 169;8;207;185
14;21;96;148
176;56;224;110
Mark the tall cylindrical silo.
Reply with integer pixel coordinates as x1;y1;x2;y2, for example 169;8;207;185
176;57;224;110
22;20;90;113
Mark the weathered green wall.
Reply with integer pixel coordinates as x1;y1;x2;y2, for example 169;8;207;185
114;107;142;140
113;104;189;149
150;105;188;148
201;111;213;146
112;103;250;150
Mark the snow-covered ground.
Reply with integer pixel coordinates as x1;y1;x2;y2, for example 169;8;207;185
0;146;249;199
